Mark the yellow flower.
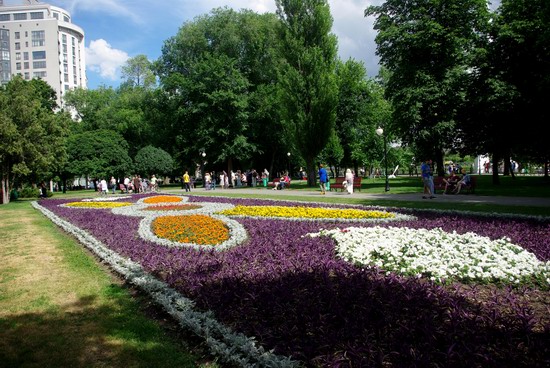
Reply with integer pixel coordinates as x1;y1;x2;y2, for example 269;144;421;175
218;205;395;220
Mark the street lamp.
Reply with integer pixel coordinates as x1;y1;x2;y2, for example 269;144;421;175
376;126;390;192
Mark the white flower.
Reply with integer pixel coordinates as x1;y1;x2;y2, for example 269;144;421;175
307;226;549;285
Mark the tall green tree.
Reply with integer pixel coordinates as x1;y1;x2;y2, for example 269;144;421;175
155;8;283;174
65;130;132;181
276;0;339;186
63;86;117;130
334;59;375;174
492;0;550;177
121;54;157;89
134;145;174;177
366;0;490;176
459;0;550;181
348;76;393;176
318;130;344;177
63;86;153;158
0;77;70;204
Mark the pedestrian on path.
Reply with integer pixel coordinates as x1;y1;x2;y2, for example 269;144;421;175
421;159;435;199
318;164;328;195
183;171;191;192
345;169;354;195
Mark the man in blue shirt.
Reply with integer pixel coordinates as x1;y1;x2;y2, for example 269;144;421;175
318;164;328;195
421;159;435;199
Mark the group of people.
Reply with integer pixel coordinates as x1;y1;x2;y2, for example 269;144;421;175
422;159;472;198
442;171;472;195
318;164;355;195
272;172;290;190
196;168;271;190
98;174;158;195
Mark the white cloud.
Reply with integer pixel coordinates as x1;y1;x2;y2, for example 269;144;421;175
85;39;129;80
330;1;380;75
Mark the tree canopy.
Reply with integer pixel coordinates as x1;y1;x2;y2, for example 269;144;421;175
65;129;132;180
121;54;157;89
276;0;339;185
366;0;490;175
0;77;70;204
134;145;174;177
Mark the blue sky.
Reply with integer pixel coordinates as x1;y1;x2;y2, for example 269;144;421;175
39;0;500;90
39;0;383;89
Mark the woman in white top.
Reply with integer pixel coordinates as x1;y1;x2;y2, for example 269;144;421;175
204;172;211;190
345;169;354;194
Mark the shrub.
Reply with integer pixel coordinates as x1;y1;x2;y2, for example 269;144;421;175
19;186;39;198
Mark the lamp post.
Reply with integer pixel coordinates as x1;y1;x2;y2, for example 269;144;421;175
376;126;390;192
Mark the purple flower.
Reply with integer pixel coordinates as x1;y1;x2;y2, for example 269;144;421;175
38;195;550;366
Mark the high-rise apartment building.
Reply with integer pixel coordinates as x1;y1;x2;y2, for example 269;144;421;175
0;0;86;108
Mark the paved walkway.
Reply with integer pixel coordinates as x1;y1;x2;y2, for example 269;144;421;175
169;187;550;208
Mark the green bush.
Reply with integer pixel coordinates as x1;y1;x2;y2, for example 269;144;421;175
19;186;39;198
10;189;19;201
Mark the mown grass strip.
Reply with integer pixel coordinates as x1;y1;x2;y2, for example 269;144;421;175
0;200;214;368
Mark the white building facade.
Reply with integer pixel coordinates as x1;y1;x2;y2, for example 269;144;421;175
0;0;86;107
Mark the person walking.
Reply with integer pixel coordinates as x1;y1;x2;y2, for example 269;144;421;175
150;175;158;192
133;175;141;194
183;171;191;192
318;164;328;195
345;169;354;195
262;168;269;187
204;172;211;190
100;178;108;196
211;172;216;190
123;176;130;193
421;159;435;199
110;176;117;194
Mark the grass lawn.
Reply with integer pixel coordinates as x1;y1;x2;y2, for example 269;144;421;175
0;200;216;368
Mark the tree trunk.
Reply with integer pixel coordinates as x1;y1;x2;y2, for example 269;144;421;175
1;172;10;205
503;158;511;176
227;157;233;176
492;154;500;185
434;149;445;177
306;159;317;187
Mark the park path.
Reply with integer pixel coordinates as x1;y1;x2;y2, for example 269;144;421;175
167;187;550;208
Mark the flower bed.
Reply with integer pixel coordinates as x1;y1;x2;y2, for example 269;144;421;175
34;194;550;367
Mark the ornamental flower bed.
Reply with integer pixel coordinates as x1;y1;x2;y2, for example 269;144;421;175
34;194;550;367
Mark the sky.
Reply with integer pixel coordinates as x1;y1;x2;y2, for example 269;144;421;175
34;0;384;89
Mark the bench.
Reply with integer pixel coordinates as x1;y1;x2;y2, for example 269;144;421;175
330;177;346;191
268;178;291;189
432;175;476;194
433;177;446;192
330;177;362;192
457;175;476;194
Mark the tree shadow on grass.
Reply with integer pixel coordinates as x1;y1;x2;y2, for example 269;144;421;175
0;290;200;368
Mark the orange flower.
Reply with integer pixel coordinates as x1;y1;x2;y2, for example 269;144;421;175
152;215;230;245
143;196;183;204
